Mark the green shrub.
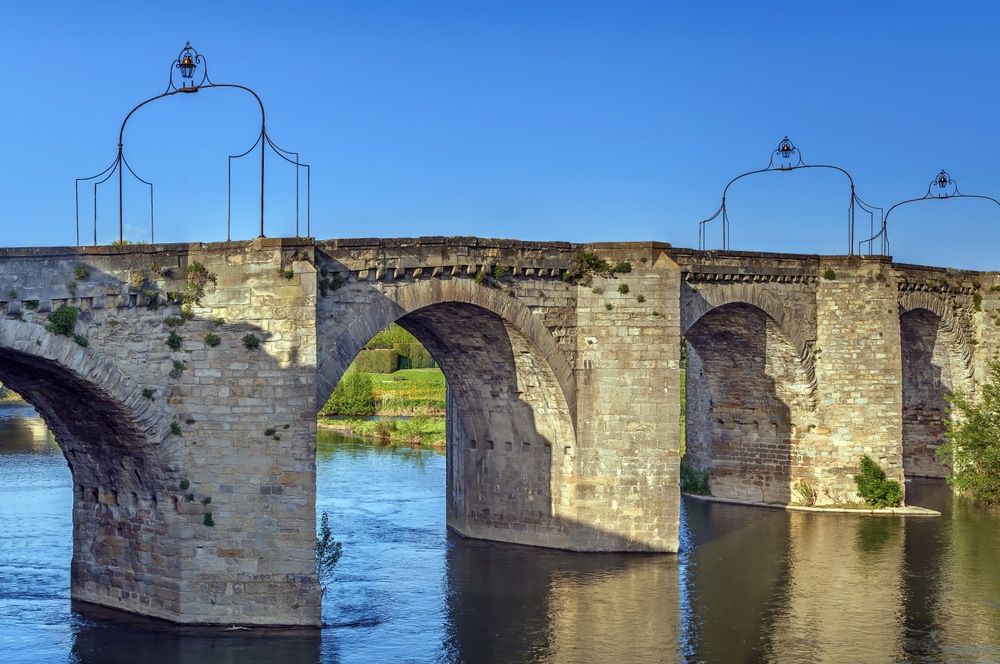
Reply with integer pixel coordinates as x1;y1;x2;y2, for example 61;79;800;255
323;370;376;415
854;455;903;508
822;269;837;281
680;461;710;495
45;305;78;337
366;324;436;368
204;332;221;347
242;334;261;351
352;349;399;374
939;360;1000;506
562;251;612;284
166;330;183;351
183;261;217;305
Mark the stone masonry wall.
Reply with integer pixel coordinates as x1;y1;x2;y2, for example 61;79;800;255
0;238;320;625
570;244;680;551
800;257;904;503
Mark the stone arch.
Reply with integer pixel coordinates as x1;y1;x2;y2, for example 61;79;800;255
316;278;579;548
0;319;173;493
683;302;814;504
681;283;814;360
316;278;576;419
897;293;974;477
0;319;180;617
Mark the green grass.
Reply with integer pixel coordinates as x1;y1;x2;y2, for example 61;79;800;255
321;415;447;449
369;368;446;416
319;368;447;447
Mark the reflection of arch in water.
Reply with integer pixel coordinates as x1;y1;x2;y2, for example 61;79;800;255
0;319;177;615
317;279;579;548
898;292;974;478
683;303;813;504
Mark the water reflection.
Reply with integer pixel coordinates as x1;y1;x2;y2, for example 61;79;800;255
2;409;1000;663
443;538;682;663
70;602;321;663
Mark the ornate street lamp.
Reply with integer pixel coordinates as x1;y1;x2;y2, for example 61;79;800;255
859;170;1000;256
75;42;311;245
699;136;880;255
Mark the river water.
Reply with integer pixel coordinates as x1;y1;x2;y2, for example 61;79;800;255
1;403;999;663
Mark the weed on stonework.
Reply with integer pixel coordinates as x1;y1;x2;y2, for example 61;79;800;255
680;462;710;495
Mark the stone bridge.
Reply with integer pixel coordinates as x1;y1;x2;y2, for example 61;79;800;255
0;237;994;627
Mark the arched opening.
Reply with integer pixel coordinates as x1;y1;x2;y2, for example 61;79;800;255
314;288;580;640
317;294;577;547
900;308;954;478
0;321;174;620
684;303;811;504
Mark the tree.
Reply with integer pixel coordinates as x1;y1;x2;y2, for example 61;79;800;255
315;511;343;597
939;360;1000;506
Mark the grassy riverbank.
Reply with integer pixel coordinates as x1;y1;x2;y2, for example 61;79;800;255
319;368;447;448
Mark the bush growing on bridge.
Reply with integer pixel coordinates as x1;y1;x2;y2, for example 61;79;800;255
938;360;1000;506
680;461;710;495
853;455;902;508
45;305;78;337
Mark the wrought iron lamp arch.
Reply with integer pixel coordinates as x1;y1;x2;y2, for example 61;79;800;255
698;136;880;255
75;42;311;245
858;170;1000;256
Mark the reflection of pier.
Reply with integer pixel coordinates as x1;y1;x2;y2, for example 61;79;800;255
0;404;57;454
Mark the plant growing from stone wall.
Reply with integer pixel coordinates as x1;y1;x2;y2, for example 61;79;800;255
680;461;710;495
166;330;183;351
46;304;87;344
562;251;629;285
318;269;345;296
183;261;217;306
794;481;817;506
242;334;261;351
204;333;221;347
853;455;902;508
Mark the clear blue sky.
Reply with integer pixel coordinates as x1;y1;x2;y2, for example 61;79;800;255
3;1;1000;270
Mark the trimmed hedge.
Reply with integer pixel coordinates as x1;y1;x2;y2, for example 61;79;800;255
353;349;398;374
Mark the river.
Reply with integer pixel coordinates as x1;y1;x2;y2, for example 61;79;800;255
1;403;999;663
